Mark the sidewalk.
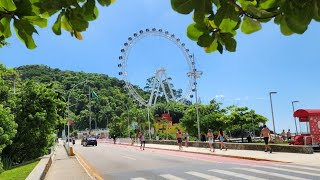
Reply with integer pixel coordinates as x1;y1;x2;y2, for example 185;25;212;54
45;141;92;180
102;139;320;166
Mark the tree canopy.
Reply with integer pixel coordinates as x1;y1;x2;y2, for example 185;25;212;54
1;0;318;52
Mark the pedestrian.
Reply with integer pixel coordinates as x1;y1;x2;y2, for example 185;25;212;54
184;132;189;147
281;129;286;141
137;131;141;144
176;129;183;151
260;125;272;153
217;128;227;150
207;129;214;152
113;135;116;144
287;129;292;141
140;132;145;150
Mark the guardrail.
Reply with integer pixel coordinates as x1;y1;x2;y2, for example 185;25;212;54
25;145;57;180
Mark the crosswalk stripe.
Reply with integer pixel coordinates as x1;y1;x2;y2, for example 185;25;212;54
277;164;320;172
209;169;267;180
159;174;186;180
186;171;225;180
131;178;147;180
234;168;310;180
257;166;320;177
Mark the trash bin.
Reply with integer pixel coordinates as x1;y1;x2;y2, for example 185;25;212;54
247;136;252;143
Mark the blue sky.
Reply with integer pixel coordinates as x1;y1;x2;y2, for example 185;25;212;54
1;0;319;134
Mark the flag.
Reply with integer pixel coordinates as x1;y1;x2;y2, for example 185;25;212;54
91;90;99;99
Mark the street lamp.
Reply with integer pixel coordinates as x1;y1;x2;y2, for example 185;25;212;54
292;100;299;135
124;105;130;138
187;55;202;141
67;80;88;145
269;91;277;136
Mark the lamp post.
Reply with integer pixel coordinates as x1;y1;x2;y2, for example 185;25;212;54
187;55;202;141
292;100;299;135
67;80;88;145
269;91;277;136
124;105;130;138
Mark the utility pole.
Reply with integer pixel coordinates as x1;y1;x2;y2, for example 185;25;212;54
269;91;277;136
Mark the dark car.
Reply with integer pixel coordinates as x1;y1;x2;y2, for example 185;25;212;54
82;137;97;146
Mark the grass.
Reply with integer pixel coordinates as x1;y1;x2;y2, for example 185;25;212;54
0;160;40;180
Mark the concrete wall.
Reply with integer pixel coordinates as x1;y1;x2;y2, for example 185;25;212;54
146;140;314;154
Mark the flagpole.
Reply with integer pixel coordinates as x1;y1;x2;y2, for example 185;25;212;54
89;86;92;132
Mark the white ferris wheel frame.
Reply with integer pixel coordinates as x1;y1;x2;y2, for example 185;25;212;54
118;28;199;107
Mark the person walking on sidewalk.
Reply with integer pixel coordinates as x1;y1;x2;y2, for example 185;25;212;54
281;129;286;141
137;131;141;144
217;128;227;150
287;129;292;141
140;132;145;150
207;129;214;152
184;132;189;147
260;125;272;153
176;129;183;151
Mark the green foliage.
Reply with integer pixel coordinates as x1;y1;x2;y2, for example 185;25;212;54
0;160;39;179
0;0;115;49
153;102;187;123
157;132;175;140
2;81;63;163
180;99;226;137
171;0;320;54
0;105;17;155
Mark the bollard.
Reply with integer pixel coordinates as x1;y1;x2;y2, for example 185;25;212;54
69;147;75;156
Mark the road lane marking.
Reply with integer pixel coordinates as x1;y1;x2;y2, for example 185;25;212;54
75;152;103;180
122;155;136;160
256;166;320;177
186;171;225;180
277;164;320;172
160;174;186;180
234;168;311;180
209;169;267;180
131;178;147;180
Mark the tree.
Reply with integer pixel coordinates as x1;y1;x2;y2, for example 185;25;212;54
171;0;319;54
2;81;64;163
1;0;318;53
0;105;17;172
180;99;226;137
225;106;267;142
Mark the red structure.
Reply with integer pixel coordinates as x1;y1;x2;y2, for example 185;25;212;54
161;113;172;122
293;109;320;145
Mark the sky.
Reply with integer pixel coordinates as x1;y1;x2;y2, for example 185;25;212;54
1;0;319;134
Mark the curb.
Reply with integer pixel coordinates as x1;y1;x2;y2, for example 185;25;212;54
26;146;56;180
103;141;287;163
74;149;104;180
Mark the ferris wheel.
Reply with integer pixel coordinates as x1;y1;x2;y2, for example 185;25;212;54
117;28;202;107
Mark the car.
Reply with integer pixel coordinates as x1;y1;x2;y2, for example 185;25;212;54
82;136;97;146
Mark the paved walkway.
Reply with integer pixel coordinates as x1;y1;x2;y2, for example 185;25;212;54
45;141;92;180
102;139;320;167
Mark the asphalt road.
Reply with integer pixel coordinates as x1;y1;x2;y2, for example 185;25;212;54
73;141;320;180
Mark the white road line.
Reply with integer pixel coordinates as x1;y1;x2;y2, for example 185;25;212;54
209;169;267;180
159;174;186;180
122;155;136;160
277;164;320;172
234;168;311;180
186;171;225;180
257;166;320;177
131;178;147;180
